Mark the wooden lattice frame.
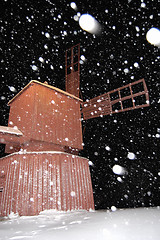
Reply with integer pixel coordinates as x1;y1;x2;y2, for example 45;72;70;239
65;44;80;98
82;79;150;120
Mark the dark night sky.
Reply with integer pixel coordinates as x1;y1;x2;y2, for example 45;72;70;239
0;0;160;209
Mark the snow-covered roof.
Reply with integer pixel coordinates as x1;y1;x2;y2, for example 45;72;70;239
8;80;83;105
0;126;23;136
0;150;89;162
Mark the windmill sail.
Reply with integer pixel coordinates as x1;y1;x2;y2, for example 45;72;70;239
65;43;80;98
81;78;150;120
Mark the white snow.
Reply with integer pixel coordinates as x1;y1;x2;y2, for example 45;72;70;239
80;55;86;61
0;151;89;163
135;26;140;32
146;27;160;47
70;191;76;197
44;44;48;49
79;14;101;35
88;160;94;166
111;206;117;212
70;2;77;10
134;62;139;68
38;57;44;63
112;164;127;175
31;65;38;71
124;68;129;73
0;208;160;240
45;32;50;38
105;146;111;151
73;15;79;21
0;126;23;136
8;86;17;92
117;176;123;182
1;96;6;100
141;2;146;8
127;152;136;160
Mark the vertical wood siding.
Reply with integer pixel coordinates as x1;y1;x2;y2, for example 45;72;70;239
0;152;94;216
7;83;83;152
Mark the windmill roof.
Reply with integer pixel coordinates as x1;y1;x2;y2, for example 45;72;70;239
0;126;23;136
8;80;83;105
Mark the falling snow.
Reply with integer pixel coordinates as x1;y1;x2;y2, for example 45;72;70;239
0;0;160;216
32;65;38;71
45;32;50;38
127;152;136;160
112;164;127;175
8;86;17;92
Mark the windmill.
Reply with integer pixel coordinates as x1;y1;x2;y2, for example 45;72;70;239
65;43;149;119
0;44;149;216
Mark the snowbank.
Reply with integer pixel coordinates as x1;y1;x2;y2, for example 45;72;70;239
0;207;160;240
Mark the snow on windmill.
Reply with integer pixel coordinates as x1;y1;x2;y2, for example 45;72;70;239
0;43;149;216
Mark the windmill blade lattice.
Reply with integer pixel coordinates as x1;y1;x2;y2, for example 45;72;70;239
81;78;150;120
65;44;80;98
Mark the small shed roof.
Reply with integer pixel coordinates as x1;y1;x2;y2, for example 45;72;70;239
8;80;83;105
0;126;23;136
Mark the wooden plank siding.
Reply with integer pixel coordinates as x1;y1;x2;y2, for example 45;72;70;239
6;81;83;153
0;152;94;216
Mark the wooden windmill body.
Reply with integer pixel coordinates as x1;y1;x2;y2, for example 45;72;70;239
0;44;149;216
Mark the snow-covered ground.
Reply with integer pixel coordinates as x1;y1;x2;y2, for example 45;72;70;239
0;207;160;240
